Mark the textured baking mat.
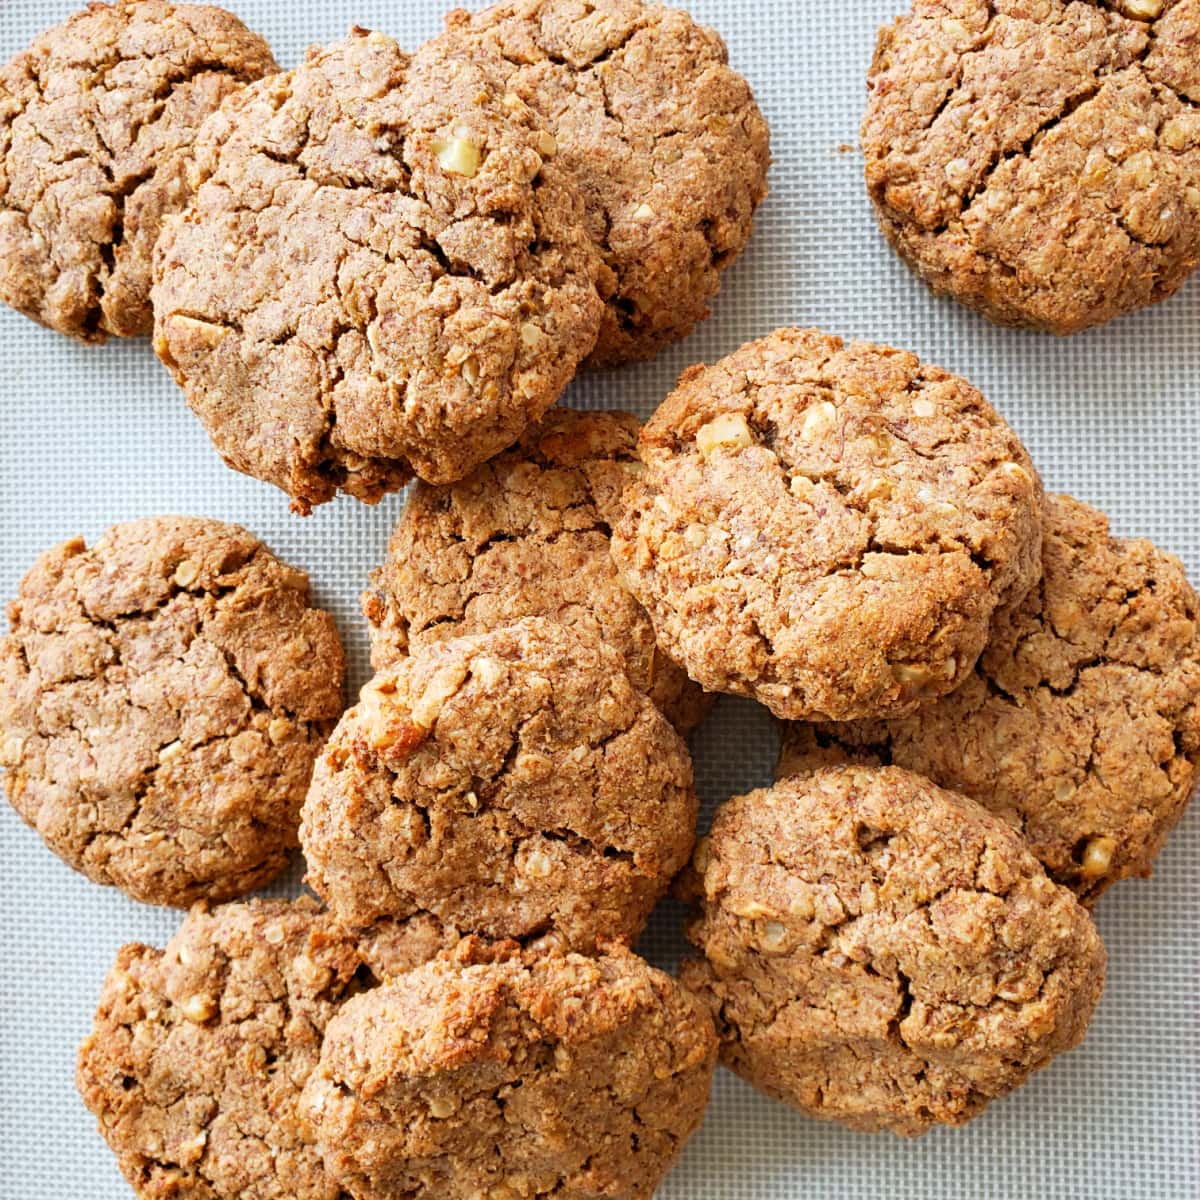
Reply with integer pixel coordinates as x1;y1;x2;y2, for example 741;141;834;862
0;1;1197;1197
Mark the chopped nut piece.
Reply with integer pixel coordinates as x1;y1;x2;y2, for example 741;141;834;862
181;993;216;1023
433;134;481;178
696;412;755;457
536;130;557;157
268;717;291;744
800;400;837;440
173;559;200;587
632;202;656;219
1080;836;1117;878
158;740;183;764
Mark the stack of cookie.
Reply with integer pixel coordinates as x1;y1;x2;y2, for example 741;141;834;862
1;0;1198;1197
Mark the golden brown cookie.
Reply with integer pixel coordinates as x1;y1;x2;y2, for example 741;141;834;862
77;897;374;1200
0;1;276;341
301;617;696;953
152;29;603;512
301;938;717;1200
431;0;771;365
778;493;1200;904
609;328;1045;721
863;0;1200;334
0;517;345;906
682;767;1107;1135
362;407;710;734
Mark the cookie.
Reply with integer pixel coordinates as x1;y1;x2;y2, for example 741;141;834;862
778;493;1200;904
863;0;1200;334
432;0;771;365
362;407;710;734
609;328;1045;721
0;1;275;341
300;617;697;953
0;517;345;906
682;767;1107;1135
77;897;375;1199
152;29;603;513
301;939;717;1200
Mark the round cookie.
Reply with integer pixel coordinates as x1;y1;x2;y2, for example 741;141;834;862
0;517;345;906
610;327;1045;721
682;767;1107;1135
300;617;697;952
432;0;771;365
863;0;1200;334
778;493;1200;904
362;407;710;734
77;898;374;1199
152;29;603;513
301;939;717;1200
0;1;276;341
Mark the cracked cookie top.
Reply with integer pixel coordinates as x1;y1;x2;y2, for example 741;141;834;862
609;328;1045;721
152;28;604;513
0;1;276;341
863;0;1200;334
0;517;345;906
300;617;697;953
681;767;1106;1135
778;493;1200;903
77;897;374;1199
433;0;771;365
301;938;717;1200
362;407;710;734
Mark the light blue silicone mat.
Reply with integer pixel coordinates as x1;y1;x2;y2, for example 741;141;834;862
0;2;1197;1197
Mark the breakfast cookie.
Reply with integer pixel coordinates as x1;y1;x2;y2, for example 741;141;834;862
682;767;1107;1135
77;897;375;1199
301;939;717;1200
300;617;697;952
778;493;1200;904
362;407;710;734
0;517;345;906
610;328;1044;721
152;29;603;513
432;0;771;365
0;1;276;341
863;0;1200;334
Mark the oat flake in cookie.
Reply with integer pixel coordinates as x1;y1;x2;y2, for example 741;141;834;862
0;517;345;907
301;617;697;953
363;407;710;734
610;328;1045;722
779;493;1200;904
301;939;717;1200
863;0;1200;334
435;0;771;365
682;767;1107;1135
0;1;276;342
152;29;603;513
77;898;374;1199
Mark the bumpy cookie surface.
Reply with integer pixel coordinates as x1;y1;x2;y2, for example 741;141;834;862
682;767;1106;1135
362;407;709;733
433;0;770;365
0;517;344;906
302;940;717;1200
153;29;602;513
77;898;373;1199
779;493;1200;903
0;1;275;341
863;0;1200;334
301;617;696;952
610;328;1044;721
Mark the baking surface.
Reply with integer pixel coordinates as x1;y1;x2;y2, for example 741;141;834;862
0;1;1196;1197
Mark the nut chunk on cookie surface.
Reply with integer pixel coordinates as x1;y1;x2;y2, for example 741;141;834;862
779;493;1200;904
610;328;1044;721
0;1;276;341
301;939;717;1200
300;617;697;952
363;407;709;734
77;898;373;1199
862;0;1200;334
432;0;771;365
682;767;1107;1135
152;28;603;512
0;517;345;907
